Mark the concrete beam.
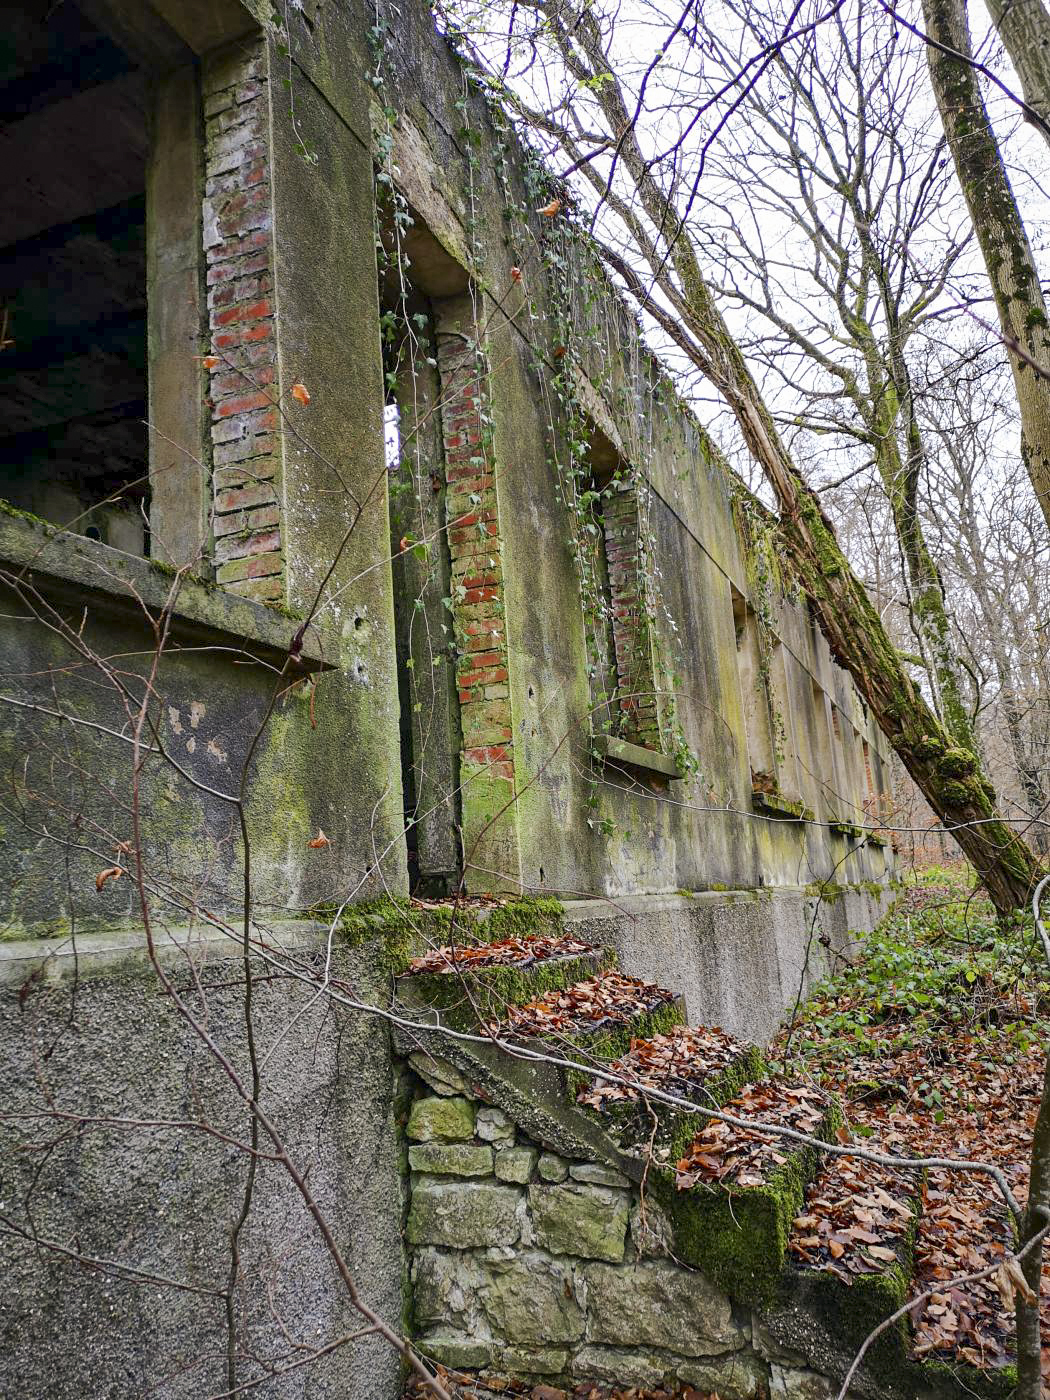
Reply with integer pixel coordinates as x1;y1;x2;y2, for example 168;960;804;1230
79;0;257;66
147;65;210;571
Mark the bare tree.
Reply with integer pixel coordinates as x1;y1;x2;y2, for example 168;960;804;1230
444;0;1044;911
921;0;1050;532
695;0;980;751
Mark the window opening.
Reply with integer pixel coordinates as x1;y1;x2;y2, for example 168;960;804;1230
1;4;150;554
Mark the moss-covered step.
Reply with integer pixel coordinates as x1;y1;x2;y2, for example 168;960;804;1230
655;1078;839;1308
391;970;685;1176
329;894;571;978
395;946;614;1033
773;1156;922;1380
574;1023;766;1159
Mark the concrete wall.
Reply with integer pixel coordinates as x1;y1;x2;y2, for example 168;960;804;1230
562;883;891;1045
0;2;903;1396
0;926;407;1400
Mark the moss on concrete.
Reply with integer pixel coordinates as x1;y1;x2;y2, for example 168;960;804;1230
657;1097;839;1308
400;948;613;1030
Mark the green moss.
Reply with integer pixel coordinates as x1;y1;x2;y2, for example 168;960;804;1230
806;880;844;904
937;747;977;779
0;497;54;532
657;1097;840;1307
402;948;614;1031
913;1355;1017;1400
913;734;945;760
336;896;454;976
484;896;564;940
938;778;971;807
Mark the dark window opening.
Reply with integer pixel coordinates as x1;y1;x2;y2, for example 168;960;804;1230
0;3;149;554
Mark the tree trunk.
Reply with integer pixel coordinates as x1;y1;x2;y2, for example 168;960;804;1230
1016;1036;1050;1398
985;0;1050;149
672;261;1044;915
922;0;1050;534
869;378;979;752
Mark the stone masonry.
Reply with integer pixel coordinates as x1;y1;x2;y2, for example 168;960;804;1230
201;39;283;602
405;1063;835;1398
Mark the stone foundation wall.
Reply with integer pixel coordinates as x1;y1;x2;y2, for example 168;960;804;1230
404;1070;836;1398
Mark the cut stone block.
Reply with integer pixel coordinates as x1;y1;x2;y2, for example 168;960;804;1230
529;1183;628;1262
569;1162;629;1187
583;1260;743;1356
407;1181;521;1248
500;1345;570;1374
408;1143;493;1177
494;1146;537;1184
407;1095;476;1143
477;1105;515;1142
538;1151;569;1182
419;1332;492;1368
477;1252;584;1343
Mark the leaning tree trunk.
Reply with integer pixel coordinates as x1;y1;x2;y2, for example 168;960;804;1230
671;260;1044;916
531;0;1044;911
984;0;1050;151
922;0;1050;534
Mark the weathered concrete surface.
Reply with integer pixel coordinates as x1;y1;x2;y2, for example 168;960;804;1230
562;884;895;1043
0;930;407;1400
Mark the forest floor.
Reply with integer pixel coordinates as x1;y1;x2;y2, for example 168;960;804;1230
406;863;1049;1399
776;861;1048;1377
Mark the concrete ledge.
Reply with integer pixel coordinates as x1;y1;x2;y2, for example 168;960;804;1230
592;734;684;780
751;788;814;822
0;508;335;674
0;918;329;987
559;883;898;1044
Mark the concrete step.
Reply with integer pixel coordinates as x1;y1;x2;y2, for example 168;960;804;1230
658;1077;839;1307
395;939;613;1032
574;1022;765;1163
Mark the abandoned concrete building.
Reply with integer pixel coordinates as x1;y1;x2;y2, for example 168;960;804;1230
0;3;975;1399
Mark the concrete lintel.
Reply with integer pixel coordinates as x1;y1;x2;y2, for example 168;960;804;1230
83;0;258;65
593;733;684;781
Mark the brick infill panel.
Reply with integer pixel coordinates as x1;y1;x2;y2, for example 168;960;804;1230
438;335;514;787
603;484;662;749
202;40;282;603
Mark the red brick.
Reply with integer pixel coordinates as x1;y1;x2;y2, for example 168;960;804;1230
215;527;281;562
215;482;276;514
216;549;283;583
213;297;272;328
216;389;273;418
